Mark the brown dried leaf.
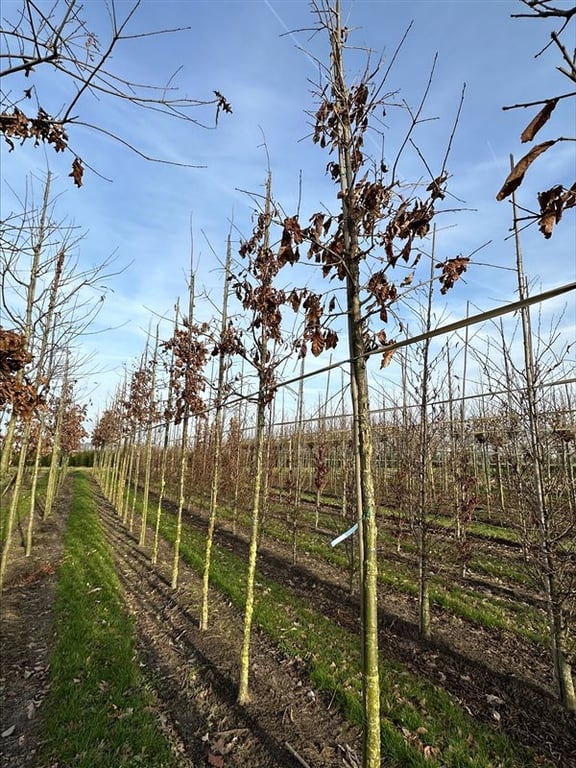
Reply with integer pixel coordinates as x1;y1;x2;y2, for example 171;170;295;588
437;257;470;295
426;172;448;201
288;289;301;313
537;183;576;238
520;99;558;143
380;346;395;368
325;329;338;350
70;157;84;188
311;329;325;357
496;140;557;201
400;271;415;287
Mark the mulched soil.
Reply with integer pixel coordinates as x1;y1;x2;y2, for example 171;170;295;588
1;474;575;768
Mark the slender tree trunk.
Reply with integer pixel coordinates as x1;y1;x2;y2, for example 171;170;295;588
200;235;232;630
44;363;68;519
291;357;305;565
152;423;171;566
417;238;435;640
26;417;45;556
0;421;32;588
258;403;275;547
238;399;266;704
238;174;274;704
511;161;575;711
139;329;159;547
119;435;134;523
153;304;179;564
329;6;380;760
129;438;142;532
172;419;189;589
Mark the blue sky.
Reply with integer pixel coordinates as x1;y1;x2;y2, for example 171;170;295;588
1;0;575;426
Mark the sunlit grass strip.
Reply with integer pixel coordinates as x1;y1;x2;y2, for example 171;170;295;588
41;472;180;768
144;496;545;768
376;504;521;544
470;554;531;585
232;500;549;646
265;487;524;545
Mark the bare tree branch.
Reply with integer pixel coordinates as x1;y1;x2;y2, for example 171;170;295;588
0;0;231;182
497;0;575;236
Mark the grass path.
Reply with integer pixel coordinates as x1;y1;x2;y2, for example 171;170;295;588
40;471;184;768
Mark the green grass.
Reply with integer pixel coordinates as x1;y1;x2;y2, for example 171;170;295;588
40;471;181;768
470;554;529;584
199;491;549;646
124;484;548;768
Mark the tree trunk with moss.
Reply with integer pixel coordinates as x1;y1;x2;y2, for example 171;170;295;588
511;173;576;711
200;236;232;630
327;8;380;761
171;418;188;589
237;396;266;704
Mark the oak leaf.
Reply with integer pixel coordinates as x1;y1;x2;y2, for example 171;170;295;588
537;183;576;238
70;157;84;187
311;330;325;357
325;329;338;349
436;257;470;294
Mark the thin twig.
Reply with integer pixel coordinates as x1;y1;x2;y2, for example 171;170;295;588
285;741;313;768
502;91;576;110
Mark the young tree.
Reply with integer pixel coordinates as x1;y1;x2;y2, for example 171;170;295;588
277;3;468;762
0;173;109;583
200;235;233;630
161;288;208;589
509;179;575;710
152;307;178;566
138;329;160;548
217;172;307;704
92;402;124;497
1;173;116;477
40;371;88;527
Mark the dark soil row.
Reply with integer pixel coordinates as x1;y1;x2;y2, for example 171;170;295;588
94;482;363;768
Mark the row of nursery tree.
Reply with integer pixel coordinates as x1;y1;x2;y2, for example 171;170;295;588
1;2;575;765
88;250;575;719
